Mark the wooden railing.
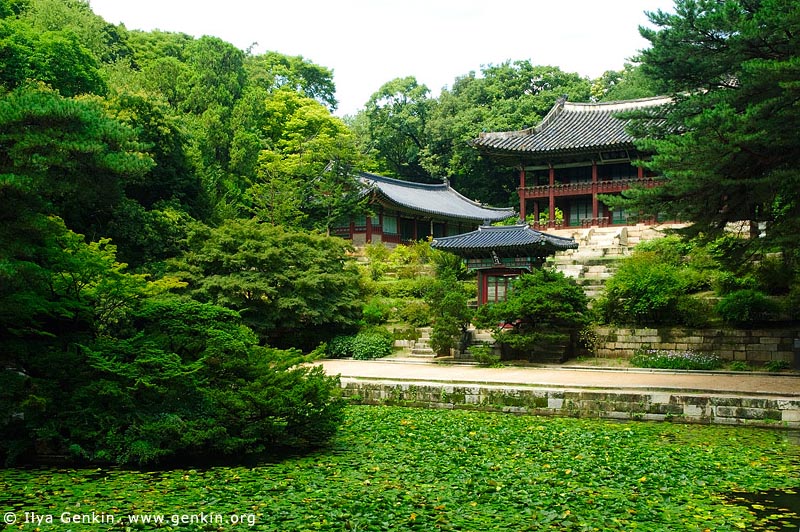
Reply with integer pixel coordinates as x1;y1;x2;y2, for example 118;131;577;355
519;177;662;198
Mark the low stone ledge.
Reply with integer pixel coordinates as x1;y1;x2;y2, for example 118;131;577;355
341;379;800;429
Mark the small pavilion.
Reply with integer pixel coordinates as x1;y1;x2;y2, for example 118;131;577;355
431;224;578;305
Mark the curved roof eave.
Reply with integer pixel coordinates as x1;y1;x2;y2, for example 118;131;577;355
360;173;515;222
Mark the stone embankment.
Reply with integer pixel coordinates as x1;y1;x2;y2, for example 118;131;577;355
319;359;800;430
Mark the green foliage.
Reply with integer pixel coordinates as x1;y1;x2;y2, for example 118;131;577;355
397;300;432;327
630;348;723;371
326;335;355;359
2;406;797;530
350;328;394;360
474;269;588;354
596;252;686;326
427;275;473;356
537;207;564;226
362;299;391;325
0;216;345;465
327;328;394;360
244;51;337;111
0;85;153;237
728;360;753;372
620;0;800;262
0;14;107;96
362;76;433;180
470;343;501;367
172;218;365;350
246;88;364;232
715;289;780;327
764;360;791;372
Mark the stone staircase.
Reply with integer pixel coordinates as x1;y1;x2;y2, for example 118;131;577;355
546;224;683;299
408;327;436;359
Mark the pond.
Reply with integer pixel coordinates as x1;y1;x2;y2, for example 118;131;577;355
1;406;798;531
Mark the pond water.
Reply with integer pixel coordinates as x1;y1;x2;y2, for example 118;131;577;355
1;410;799;531
722;430;800;531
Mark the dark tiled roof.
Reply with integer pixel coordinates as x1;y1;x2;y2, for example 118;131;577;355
431;224;577;258
473;96;670;157
359;172;514;222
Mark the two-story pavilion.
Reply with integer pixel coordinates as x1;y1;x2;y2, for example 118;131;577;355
472;96;671;229
332;172;515;246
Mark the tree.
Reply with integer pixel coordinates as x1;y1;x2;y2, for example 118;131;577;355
0;212;345;465
423;62;592;205
0;16;107;96
426;274;473;356
172;218;365;350
591;64;660;102
247;88;364;233
614;0;800;266
245;51;337;111
473;270;588;360
0;85;153;237
362;76;434;181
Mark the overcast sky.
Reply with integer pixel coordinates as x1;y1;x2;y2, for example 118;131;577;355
89;0;676;116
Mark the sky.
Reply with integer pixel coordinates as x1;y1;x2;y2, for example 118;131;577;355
88;0;677;116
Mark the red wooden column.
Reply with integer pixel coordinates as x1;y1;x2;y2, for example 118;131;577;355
365;216;373;243
548;165;555;227
518;166;526;222
591;160;599;220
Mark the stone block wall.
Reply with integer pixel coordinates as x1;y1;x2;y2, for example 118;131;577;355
340;380;800;429
593;326;800;366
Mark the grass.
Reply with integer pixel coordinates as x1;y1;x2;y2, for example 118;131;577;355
1;406;798;531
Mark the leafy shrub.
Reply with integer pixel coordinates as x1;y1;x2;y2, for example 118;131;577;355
763;360;791;372
427;275;473;356
713;271;758;295
633;235;693;266
675;295;712;328
630;348;723;370
397;300;431;327
351;328;394;360
597;253;684;326
754;256;794;295
470;343;501;366
362;299;391;325
375;276;435;298
715;289;780;326
327;335;355;358
327;328;394;360
728;361;753;372
474;269;588;355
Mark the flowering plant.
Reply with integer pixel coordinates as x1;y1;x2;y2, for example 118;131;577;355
630;348;723;370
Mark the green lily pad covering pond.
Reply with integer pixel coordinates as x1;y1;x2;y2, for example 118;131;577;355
1;406;798;531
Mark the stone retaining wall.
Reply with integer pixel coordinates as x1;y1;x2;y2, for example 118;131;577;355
593;326;800;366
341;379;800;429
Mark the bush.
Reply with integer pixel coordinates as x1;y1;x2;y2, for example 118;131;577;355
715;289;780;326
473;269;588;355
351;329;394;360
630;348;723;370
598;253;684;326
397;300;432;327
362;299;391;325
327;335;355;358
470;343;501;367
